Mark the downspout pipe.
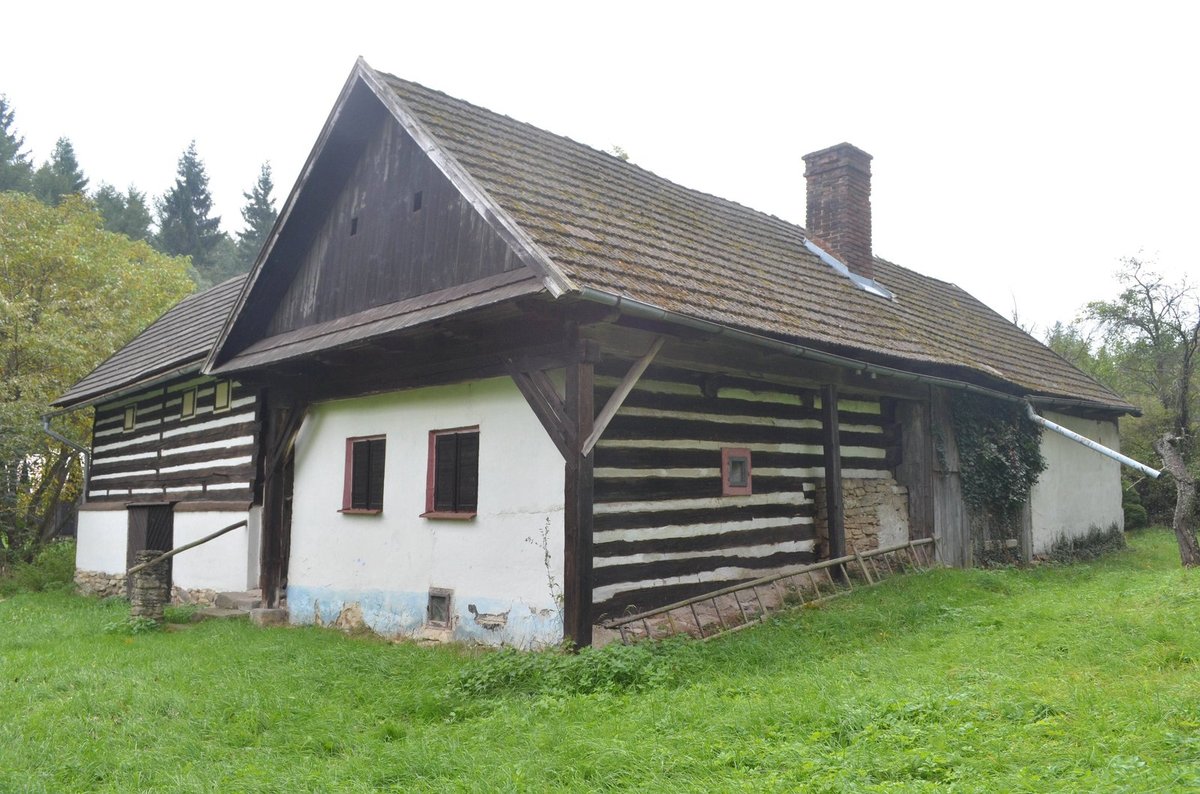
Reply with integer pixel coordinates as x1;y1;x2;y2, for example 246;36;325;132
40;407;92;496
1025;404;1161;479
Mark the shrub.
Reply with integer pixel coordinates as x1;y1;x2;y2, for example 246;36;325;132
0;540;76;595
1124;502;1149;530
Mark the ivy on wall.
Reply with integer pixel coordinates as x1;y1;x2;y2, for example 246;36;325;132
951;394;1047;520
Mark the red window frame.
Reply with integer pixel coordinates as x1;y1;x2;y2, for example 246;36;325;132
341;435;386;514
721;447;753;496
422;426;479;519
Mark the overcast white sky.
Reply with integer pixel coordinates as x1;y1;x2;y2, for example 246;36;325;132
3;1;1196;336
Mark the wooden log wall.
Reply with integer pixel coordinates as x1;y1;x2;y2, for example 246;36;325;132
590;361;896;619
85;375;259;507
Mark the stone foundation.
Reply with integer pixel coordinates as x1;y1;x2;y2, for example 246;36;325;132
75;569;125;599
74;569;217;607
816;476;911;557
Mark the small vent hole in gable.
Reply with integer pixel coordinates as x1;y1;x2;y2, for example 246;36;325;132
350;216;358;236
412;191;423;212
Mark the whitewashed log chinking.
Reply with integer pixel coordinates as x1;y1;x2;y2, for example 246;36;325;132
591;361;895;619
86;377;258;505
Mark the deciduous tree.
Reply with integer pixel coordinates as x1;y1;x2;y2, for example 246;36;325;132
0;193;192;558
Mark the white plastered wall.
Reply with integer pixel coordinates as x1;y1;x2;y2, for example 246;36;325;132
75;510;127;573
171;511;255;591
287;376;565;646
1029;411;1123;554
76;508;254;592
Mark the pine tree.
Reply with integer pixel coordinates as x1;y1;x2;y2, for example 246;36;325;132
32;137;88;205
155;141;226;283
236;162;278;269
93;183;153;241
0;95;33;193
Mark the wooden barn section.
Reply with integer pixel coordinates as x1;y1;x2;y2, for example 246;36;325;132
58;58;1138;646
53;276;262;602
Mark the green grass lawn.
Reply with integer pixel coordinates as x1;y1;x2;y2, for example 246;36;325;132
3;529;1200;792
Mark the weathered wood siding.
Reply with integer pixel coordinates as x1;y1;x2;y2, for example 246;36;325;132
590;362;896;619
266;111;523;336
85;375;259;506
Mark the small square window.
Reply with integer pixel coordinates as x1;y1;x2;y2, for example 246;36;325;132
721;447;752;496
427;589;452;627
180;389;196;420
122;405;136;433
341;436;386;513
213;380;232;413
423;427;479;518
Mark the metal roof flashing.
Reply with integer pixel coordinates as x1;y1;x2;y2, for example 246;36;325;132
802;238;895;301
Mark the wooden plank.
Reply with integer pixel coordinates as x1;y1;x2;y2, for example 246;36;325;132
930;386;969;567
582;336;664;455
506;366;571;460
821;385;846;563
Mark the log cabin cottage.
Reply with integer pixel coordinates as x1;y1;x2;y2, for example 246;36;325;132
56;59;1136;647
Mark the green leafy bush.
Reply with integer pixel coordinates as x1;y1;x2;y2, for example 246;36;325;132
1124;502;1149;530
0;540;75;595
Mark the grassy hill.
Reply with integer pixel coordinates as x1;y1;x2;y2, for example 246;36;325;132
2;529;1199;792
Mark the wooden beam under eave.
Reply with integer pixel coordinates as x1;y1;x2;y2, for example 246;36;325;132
821;384;846;566
562;338;596;648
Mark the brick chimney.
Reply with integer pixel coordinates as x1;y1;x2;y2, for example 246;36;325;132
803;143;874;280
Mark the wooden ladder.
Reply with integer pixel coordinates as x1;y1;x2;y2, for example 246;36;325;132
600;537;936;645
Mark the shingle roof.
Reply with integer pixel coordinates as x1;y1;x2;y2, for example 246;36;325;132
53;275;247;408
379;71;1132;411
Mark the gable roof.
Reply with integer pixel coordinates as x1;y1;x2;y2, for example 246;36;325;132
208;60;1132;413
53;275;247;408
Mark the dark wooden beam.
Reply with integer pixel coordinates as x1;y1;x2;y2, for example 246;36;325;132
259;395;306;608
821;384;846;566
506;362;573;460
563;333;596;648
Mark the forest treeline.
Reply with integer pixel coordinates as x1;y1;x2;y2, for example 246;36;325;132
0;95;276;289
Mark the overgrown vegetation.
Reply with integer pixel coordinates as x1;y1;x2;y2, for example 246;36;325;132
0;539;74;596
950;393;1046;520
3;530;1199;791
1046;523;1126;563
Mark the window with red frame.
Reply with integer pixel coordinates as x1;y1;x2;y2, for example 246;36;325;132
342;436;386;513
721;447;752;496
424;428;479;517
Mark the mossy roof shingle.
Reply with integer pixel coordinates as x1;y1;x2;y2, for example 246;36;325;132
382;72;1131;411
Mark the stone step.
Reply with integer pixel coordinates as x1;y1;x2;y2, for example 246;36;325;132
213;591;262;611
190;607;249;622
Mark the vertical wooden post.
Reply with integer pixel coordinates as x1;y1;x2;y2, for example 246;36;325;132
821;384;846;565
563;335;596;648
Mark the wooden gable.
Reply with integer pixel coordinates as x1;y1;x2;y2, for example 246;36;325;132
266;95;525;335
207;61;572;373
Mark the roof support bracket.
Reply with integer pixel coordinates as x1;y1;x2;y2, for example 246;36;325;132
506;359;574;460
581;336;665;456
